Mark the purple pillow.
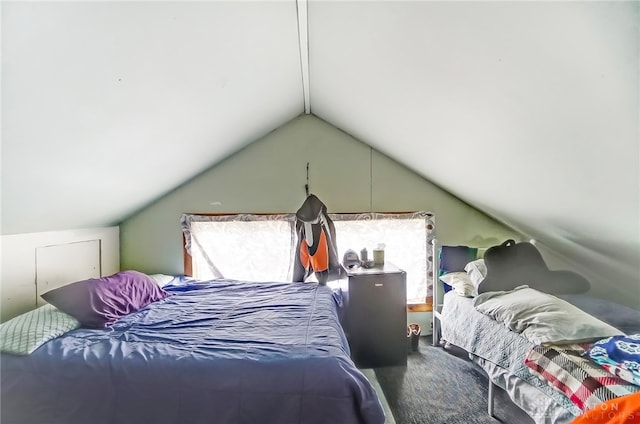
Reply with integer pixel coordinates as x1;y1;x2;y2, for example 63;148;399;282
41;270;170;328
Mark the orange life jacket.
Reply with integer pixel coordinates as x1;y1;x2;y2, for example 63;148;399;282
299;229;329;273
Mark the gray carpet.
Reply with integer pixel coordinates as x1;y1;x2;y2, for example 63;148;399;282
372;338;535;424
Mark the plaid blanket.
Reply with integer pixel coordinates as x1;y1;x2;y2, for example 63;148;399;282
525;344;640;412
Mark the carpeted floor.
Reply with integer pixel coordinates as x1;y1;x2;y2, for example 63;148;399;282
372;338;535;424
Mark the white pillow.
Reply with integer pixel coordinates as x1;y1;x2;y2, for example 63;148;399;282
473;286;623;345
464;259;486;291
0;304;80;355
148;274;176;288
440;272;476;297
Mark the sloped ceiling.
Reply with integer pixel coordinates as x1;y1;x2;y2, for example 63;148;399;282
1;1;304;232
2;2;638;300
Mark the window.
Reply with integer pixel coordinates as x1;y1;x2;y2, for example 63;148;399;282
183;214;296;282
331;212;433;304
182;211;435;304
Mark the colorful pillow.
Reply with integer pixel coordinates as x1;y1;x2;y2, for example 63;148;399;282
439;245;478;293
0;304;80;355
440;272;475;297
41;270;170;328
439;246;478;273
585;334;640;387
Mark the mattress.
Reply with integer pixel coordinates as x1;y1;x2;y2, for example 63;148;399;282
440;291;582;418
1;279;385;424
440;291;640;424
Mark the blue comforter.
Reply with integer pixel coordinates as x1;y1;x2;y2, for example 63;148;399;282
1;279;385;424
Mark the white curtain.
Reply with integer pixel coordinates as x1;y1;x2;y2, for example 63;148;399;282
181;211;435;304
181;214;296;282
329;212;435;304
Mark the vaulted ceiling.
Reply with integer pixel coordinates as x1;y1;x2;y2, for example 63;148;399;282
2;2;638;302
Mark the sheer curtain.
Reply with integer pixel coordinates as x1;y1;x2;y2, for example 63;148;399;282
329;212;435;304
181;214;296;282
181;211;435;304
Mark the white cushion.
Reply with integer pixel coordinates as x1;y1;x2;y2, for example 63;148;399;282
464;259;487;292
440;272;476;297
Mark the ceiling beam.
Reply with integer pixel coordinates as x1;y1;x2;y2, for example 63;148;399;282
296;0;310;114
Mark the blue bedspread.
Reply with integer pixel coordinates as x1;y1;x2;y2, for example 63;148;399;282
1;279;384;424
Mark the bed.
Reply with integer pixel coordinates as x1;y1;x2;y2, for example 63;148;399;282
430;239;640;424
0;272;385;424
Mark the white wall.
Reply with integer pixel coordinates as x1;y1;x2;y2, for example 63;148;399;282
0;227;120;322
1;1;303;235
120;115;523;335
120;115;520;275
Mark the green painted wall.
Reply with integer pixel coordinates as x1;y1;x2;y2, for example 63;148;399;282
120;114;520;274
